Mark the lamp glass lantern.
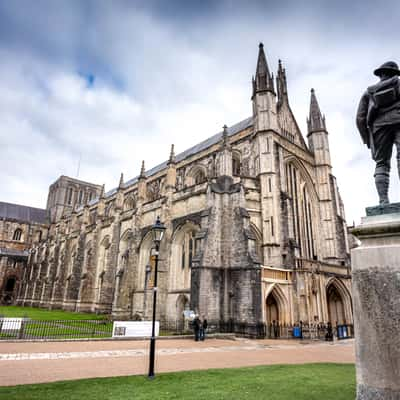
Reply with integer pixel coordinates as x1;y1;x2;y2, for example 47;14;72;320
151;216;166;246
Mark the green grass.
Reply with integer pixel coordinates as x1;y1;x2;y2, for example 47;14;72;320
0;306;107;321
0;364;356;400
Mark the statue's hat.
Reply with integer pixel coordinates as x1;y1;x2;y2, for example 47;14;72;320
374;61;400;77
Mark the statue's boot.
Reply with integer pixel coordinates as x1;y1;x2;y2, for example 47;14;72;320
375;173;390;205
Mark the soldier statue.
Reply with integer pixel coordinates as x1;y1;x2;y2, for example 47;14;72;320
356;61;400;205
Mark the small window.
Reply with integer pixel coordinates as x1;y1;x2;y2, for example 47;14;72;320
194;170;206;185
78;190;83;204
67;188;73;205
13;228;22;241
232;156;241;176
181;240;186;269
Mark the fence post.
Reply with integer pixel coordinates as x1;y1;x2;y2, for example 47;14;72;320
18;319;25;339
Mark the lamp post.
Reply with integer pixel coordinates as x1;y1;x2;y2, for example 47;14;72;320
148;216;166;379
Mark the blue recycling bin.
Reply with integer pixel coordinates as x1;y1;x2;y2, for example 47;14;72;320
293;326;301;338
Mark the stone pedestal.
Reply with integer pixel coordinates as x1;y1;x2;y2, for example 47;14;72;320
351;209;400;400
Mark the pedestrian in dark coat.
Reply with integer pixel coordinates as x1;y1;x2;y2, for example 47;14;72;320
193;315;201;341
200;316;208;341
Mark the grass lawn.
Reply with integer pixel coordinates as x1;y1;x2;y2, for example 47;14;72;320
0;363;356;400
0;306;107;320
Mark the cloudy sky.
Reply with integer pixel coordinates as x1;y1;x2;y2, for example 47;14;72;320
1;0;399;224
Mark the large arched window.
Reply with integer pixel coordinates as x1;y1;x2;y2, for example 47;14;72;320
123;194;136;212
95;236;111;303
186;164;208;187
105;202;114;217
12;228;23;241
170;223;200;291
285;161;317;260
137;232;155;291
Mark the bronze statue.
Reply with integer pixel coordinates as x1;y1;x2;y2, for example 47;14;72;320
356;61;400;205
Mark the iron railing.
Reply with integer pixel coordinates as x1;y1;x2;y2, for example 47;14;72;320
0;317;354;341
0;318;113;340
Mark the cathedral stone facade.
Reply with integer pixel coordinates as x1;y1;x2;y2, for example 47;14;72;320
11;44;353;336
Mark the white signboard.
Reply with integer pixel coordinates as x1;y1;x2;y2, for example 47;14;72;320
183;310;195;319
1;318;23;331
112;321;159;338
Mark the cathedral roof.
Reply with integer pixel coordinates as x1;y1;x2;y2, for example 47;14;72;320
0;201;49;224
118;116;254;192
83;116;253;205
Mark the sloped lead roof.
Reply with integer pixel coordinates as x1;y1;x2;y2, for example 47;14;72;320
0;201;49;224
120;116;254;192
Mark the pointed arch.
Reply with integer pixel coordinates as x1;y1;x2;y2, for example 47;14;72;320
169;221;200;291
123;194;136;211
326;277;352;324
186;164;208;186
265;283;290;324
284;156;318;203
137;231;155;290
118;229;133;274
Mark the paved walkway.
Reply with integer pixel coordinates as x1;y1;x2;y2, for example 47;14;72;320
0;338;355;386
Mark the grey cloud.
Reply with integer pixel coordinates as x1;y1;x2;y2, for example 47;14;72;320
1;0;400;223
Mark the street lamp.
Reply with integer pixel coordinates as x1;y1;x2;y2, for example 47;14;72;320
148;216;166;379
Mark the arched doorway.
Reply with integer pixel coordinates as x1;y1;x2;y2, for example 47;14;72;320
327;283;345;325
266;292;279;324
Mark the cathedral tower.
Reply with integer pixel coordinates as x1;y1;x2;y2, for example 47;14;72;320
252;43;281;267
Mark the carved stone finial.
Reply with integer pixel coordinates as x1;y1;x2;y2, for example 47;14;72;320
119;172;124;188
168;144;176;164
222;125;229;147
100;184;105;199
140;160;146;178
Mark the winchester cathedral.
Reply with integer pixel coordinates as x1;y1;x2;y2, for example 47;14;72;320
0;44;353;336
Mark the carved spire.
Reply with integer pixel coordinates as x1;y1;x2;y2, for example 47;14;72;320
168;144;176;165
307;88;326;134
100;184;105;199
139;160;146;179
222;124;229;148
276;59;288;106
252;42;274;97
119;172;124;188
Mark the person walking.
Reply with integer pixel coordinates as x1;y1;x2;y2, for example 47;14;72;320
193;315;201;341
356;61;400;205
200;316;208;341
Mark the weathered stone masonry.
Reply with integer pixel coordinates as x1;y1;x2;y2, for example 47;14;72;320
10;43;353;336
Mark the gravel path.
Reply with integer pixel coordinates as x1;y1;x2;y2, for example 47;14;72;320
0;338;355;386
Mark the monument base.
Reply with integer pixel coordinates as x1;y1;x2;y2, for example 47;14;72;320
351;211;400;400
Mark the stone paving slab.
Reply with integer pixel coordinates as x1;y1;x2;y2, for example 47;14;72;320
0;338;355;386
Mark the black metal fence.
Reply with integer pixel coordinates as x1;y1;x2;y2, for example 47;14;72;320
0;317;354;341
0;318;113;340
263;322;354;340
218;320;354;340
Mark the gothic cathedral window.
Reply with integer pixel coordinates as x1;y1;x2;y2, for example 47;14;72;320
181;231;196;269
